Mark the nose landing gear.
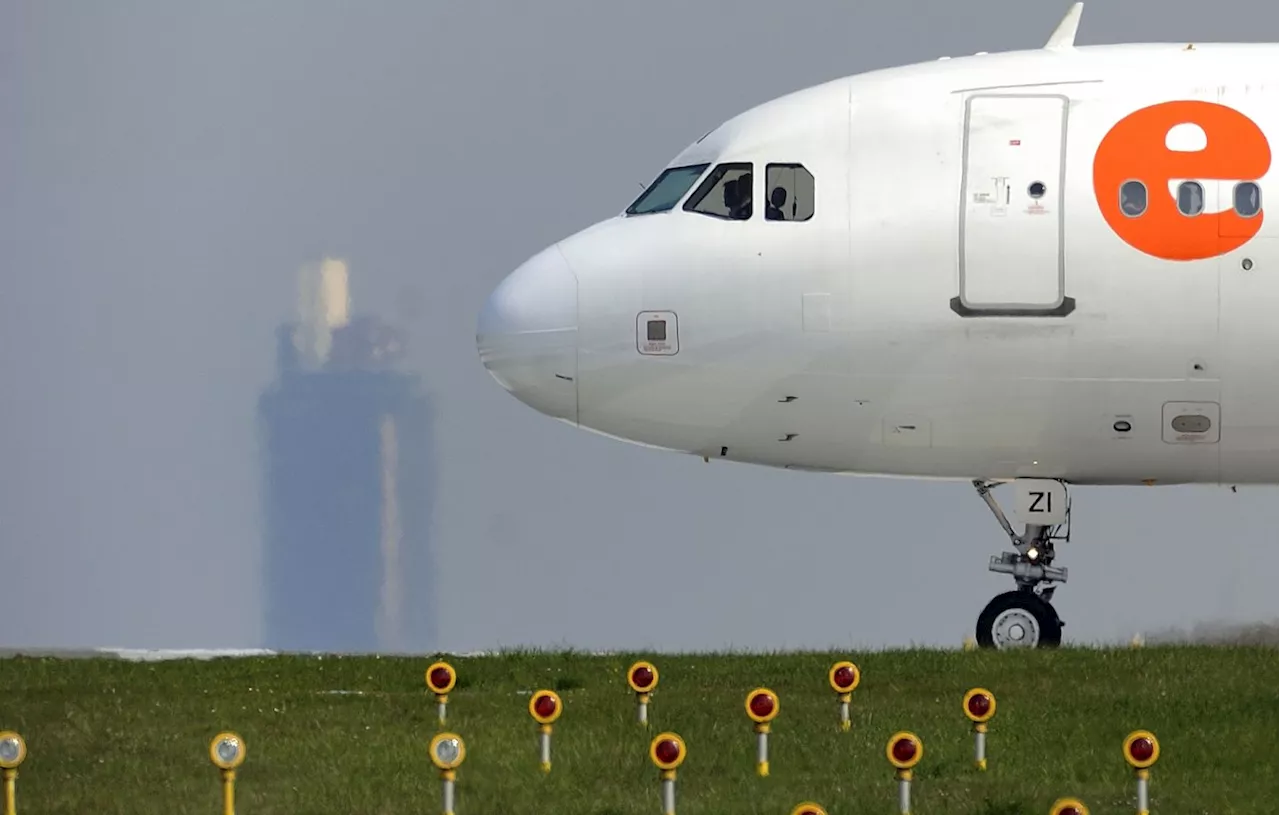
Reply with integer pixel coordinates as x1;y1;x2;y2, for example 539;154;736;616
971;479;1070;649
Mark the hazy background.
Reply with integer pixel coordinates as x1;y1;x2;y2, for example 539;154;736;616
2;0;1276;654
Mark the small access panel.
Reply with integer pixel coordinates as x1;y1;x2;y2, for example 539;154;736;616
952;93;1076;318
1162;401;1219;444
637;311;678;356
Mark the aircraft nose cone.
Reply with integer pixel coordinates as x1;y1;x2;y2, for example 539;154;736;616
477;243;579;423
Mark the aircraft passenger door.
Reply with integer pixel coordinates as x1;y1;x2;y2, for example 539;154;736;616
951;93;1075;318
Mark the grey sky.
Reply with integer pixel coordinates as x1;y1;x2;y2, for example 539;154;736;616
2;0;1276;653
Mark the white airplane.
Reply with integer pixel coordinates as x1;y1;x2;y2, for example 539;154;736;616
476;3;1277;649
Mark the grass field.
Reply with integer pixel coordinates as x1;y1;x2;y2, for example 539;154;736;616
1;645;1276;814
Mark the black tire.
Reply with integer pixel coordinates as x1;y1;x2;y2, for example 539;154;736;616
975;590;1063;649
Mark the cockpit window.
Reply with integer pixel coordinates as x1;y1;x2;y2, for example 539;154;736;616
683;162;753;220
626;164;710;215
764;164;815;221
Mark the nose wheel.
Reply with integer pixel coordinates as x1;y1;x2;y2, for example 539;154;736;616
976;590;1063;649
970;479;1071;650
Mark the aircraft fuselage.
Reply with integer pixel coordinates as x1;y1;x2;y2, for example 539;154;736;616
479;41;1278;488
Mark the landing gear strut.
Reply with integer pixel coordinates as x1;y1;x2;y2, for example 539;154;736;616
971;479;1071;649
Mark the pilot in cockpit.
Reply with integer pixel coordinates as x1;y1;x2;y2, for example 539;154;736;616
730;172;752;219
722;177;740;213
766;186;788;220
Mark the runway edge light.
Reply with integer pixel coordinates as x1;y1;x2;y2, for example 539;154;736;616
425;661;458;725
529;689;563;773
649;732;686;815
828;661;860;732
790;803;828;815
962;687;997;770
744;687;779;776
1050;797;1090;815
1122;730;1159;815
208;732;246;815
627;661;659;726
429;732;467;815
0;731;27;815
886;731;923;815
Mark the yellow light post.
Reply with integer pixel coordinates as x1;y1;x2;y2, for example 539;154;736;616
208;732;246;815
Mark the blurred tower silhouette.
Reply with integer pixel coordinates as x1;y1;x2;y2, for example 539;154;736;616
258;259;435;652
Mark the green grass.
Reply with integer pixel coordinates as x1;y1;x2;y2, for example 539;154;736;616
1;646;1276;814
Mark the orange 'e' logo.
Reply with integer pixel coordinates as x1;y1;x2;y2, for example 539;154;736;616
1093;100;1271;261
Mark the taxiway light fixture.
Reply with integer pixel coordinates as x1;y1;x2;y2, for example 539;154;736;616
962;687;997;770
828;661;861;732
744;688;779;776
425;661;457;724
1050;798;1090;815
886;731;923;814
649;732;686;815
790;804;828;815
1122;730;1159;815
429;732;467;815
0;734;24;772
529;689;562;773
208;732;246;815
0;731;26;815
627;661;659;726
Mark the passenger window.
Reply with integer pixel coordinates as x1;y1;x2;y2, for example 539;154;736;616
1234;181;1261;217
626;164;710;215
764;164;815;221
1119;180;1147;217
683;162;753;220
1176;181;1204;216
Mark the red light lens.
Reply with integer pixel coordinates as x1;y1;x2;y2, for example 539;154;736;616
1057;807;1081;815
429;667;451;690
834;666;855;689
749;692;775;718
655;738;680;764
891;737;917;763
632;666;654;688
967;693;991;717
1129;737;1153;762
534;694;557;718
